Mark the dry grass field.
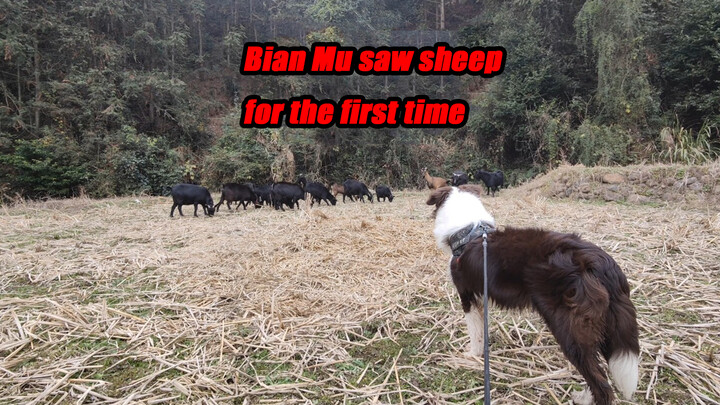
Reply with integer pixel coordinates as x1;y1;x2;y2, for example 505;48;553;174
1;177;719;404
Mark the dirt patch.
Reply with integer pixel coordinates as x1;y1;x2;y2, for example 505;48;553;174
519;162;720;207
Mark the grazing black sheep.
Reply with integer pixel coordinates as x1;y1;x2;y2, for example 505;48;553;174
342;179;373;203
375;185;394;202
170;184;215;217
214;183;260;211
271;181;305;211
305;182;337;206
253;184;273;206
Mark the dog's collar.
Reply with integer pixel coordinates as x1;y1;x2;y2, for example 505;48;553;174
448;221;495;258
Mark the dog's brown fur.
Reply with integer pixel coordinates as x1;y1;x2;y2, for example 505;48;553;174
427;190;639;405
426;185;486;217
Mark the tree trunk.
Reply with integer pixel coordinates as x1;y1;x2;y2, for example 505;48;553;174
170;19;175;79
251;0;258;41
34;34;40;128
233;0;238;25
440;0;445;30
149;92;155;125
17;62;21;105
198;23;203;60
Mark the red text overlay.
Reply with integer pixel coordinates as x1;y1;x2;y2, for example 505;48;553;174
241;96;469;129
241;42;505;76
239;42;505;128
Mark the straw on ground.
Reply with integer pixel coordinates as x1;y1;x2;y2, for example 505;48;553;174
1;182;719;404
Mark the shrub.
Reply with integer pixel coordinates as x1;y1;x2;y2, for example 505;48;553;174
570;121;631;166
657;123;720;165
203;127;273;189
92;126;183;196
0;135;90;199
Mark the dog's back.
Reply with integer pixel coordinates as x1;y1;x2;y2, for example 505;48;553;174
453;227;639;405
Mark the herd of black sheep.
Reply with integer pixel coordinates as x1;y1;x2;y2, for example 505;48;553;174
169;169;504;218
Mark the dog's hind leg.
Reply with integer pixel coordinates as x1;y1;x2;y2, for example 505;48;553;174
547;307;613;404
568;343;613;405
546;315;612;405
459;291;484;357
465;304;484;357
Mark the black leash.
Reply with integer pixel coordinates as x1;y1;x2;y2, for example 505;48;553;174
448;222;493;404
482;230;490;405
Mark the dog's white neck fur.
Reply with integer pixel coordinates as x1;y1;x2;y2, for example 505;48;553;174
433;187;496;255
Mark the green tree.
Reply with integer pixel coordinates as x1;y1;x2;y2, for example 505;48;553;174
646;0;720;128
0;136;90;198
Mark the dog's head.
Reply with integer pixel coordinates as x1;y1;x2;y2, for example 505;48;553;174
427;185;495;255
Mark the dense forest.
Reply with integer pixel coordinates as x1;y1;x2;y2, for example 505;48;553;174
1;0;718;199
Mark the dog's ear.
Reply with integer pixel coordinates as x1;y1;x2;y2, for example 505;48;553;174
458;184;487;198
426;186;453;208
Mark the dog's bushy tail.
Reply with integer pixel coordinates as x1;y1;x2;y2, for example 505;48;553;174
577;255;640;401
568;271;610;346
605;291;640;400
551;241;640;404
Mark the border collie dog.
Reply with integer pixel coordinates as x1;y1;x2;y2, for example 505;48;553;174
427;185;639;405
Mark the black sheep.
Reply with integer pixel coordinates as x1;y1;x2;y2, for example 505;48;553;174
451;171;469;186
342;179;373;203
305;182;337;206
170;184;215;217
271;182;305;211
375;185;394;202
474;170;504;196
253;184;273;206
214;183;261;211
